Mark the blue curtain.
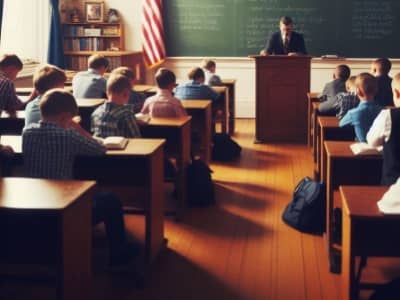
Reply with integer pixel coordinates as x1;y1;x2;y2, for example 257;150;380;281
48;0;65;68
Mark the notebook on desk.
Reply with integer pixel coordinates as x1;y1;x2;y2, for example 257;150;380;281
349;142;382;155
96;136;129;150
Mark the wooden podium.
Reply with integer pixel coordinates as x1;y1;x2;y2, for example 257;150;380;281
251;55;311;143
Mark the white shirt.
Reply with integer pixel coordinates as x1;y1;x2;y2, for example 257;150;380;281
366;109;392;147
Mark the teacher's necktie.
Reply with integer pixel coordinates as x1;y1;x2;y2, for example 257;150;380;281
283;35;289;54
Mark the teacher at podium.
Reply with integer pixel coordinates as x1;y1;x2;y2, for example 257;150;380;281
260;16;307;56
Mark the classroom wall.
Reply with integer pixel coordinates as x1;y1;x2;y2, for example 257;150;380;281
59;1;400;118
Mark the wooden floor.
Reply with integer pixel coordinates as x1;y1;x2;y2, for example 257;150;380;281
2;119;400;300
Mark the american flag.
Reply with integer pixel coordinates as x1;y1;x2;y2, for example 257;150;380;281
142;0;166;68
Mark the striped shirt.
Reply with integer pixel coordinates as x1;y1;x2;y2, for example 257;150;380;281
23;121;106;179
0;71;23;114
334;92;360;120
91;102;141;138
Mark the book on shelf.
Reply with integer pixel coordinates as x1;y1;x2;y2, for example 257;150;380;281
96;136;129;150
349;142;383;155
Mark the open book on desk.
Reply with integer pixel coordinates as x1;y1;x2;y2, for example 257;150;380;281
95;136;129;150
377;179;400;214
349;142;383;155
135;113;151;124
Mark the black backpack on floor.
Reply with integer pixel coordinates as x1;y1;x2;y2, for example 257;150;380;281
282;177;325;234
186;158;215;207
212;133;241;161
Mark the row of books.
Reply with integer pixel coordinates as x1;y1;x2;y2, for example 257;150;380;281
63;25;119;36
64;38;106;51
66;56;123;71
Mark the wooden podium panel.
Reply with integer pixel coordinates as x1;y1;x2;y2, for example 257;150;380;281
251;55;311;143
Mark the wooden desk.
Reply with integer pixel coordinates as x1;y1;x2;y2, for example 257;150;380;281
0;99;105;135
140;116;192;220
324;141;382;271
317;116;354;180
0;136;166;264
16;86;73;95
212;86;229;134
222;79;236;136
307;92;319;147
0;177;95;300
133;84;156;95
311;102;320;163
340;186;400;300
181;100;212;164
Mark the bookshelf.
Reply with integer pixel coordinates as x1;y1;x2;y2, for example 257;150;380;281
63;22;145;83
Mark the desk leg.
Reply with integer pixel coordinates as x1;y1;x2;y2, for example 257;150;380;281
175;122;191;221
204;105;212;164
145;146;165;263
342;208;357;300
59;190;92;300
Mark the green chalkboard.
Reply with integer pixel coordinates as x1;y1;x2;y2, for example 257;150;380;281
164;0;400;58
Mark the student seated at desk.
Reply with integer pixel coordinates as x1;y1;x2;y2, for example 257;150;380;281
25;65;66;126
339;73;382;142
0;54;35;116
23;89;134;269
174;67;219;102
371;57;393;107
368;73;400;185
112;66;145;114
91;74;141;138
72;54;108;99
202;59;223;86
334;76;360;120
141;68;187;118
318;64;351;115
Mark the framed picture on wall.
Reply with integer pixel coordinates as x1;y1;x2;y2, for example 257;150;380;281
85;2;104;23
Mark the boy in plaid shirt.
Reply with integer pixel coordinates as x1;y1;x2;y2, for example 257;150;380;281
91;74;141;138
23;89;135;269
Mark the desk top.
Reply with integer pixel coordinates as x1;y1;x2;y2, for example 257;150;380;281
212;86;227;93
133;85;156;93
146;116;192;127
181;100;212;109
222;79;236;84
76;98;105;108
325;141;382;158
1;135;165;157
0;177;95;210
318;116;340;128
16;86;73;95
340;186;395;218
307;92;320;100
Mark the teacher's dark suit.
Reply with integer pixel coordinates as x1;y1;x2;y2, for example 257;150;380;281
265;31;307;55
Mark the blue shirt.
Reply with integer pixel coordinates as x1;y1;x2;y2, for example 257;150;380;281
24;96;41;127
23;121;106;179
174;81;219;101
72;68;107;99
339;100;382;142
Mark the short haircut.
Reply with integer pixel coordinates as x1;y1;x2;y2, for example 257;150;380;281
374;58;392;75
202;59;216;70
88;54;109;69
155;68;176;89
0;54;23;70
188;67;205;80
392;73;400;91
40;89;78;119
356;72;378;97
280;16;293;25
33;65;67;95
107;74;131;94
345;76;357;91
336;64;351;81
112;66;135;80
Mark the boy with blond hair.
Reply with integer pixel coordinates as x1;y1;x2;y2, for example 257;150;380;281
91;74;141;138
72;54;108;98
112;66;145;113
339;73;382;142
371;57;393;107
141;68;187;118
25;64;67;126
368;73;400;185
